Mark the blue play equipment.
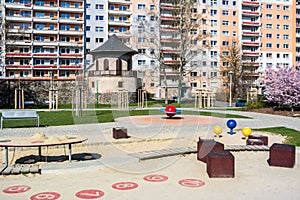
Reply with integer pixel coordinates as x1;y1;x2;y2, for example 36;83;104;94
226;119;237;135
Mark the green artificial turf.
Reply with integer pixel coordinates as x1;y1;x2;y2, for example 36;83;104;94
255;127;300;146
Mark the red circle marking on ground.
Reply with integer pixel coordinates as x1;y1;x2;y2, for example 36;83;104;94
2;185;31;194
178;179;205;188
75;189;105;199
112;182;139;190
30;192;61;200
143;175;169;182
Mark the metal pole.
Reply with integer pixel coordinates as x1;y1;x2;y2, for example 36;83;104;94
229;71;233;107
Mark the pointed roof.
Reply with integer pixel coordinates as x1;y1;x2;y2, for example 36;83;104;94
90;34;137;59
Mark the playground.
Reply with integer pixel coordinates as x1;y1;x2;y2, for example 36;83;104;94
0;108;299;199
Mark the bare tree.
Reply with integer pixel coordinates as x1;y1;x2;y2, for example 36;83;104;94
133;0;211;105
220;38;244;98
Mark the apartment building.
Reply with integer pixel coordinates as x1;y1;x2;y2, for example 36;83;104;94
0;0;297;100
295;0;300;69
0;0;85;80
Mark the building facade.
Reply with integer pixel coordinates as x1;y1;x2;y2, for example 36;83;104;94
0;0;85;80
0;0;297;102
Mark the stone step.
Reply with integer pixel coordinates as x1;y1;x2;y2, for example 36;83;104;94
0;165;40;176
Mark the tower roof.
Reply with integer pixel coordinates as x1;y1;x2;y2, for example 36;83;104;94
90;34;137;59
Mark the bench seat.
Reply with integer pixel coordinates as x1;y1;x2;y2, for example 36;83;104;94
1;110;39;130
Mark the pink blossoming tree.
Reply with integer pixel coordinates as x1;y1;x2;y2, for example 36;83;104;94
264;65;300;112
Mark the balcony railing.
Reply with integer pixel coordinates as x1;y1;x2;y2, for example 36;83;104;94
88;70;137;77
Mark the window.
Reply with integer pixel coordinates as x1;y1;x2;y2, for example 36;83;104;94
211;20;217;26
86;15;90;20
266;43;272;48
233;31;237;36
138;4;146;10
210;40;217;47
283;44;289;49
277;24;280;29
266;53;272;58
95;26;104;32
191;8;197;13
276;15;280;20
222;10;229;15
95;38;103;43
138;37;146;43
210;30;217;36
283;6;289;11
233;11;236;16
283;15;290;20
210;0;217;5
232;21;237;26
283;25;289;30
190;72;197;77
266;4;272;9
222;31;229;36
95;4;103;9
283;34;289;39
138;49;146;54
96;15;104;20
222;41;229;46
276;34;280;39
266;14;272;19
222;0;229;5
211;10;217;16
138;60;146;65
150;5;155;10
190;82;197;88
211;72;217;77
266;24;272;28
266;33;272;38
119;6;127;11
276;5;280;10
222;20;229;26
137;15;145;21
222;51;229;56
283;54;289;59
190;29;197;34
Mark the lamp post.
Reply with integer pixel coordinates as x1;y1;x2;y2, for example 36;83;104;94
229;71;233;107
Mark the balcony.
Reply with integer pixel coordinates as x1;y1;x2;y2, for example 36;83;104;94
163;60;181;65
108;9;131;16
59;41;84;47
33;17;54;23
242;11;259;16
33;29;59;35
160;3;180;10
108;31;131;37
32;4;59;11
161;49;181;53
5;16;32;22
242;21;259;26
33;41;58;46
5;3;33;9
59;6;84;13
6;40;33;45
108;20;131;26
242;31;259;37
161;36;181;43
161;26;179;32
242;42;259;46
59;30;84;36
161;15;180;21
32;53;58;57
108;0;131;5
242;51;259;56
59;18;84;24
59;53;83;58
242;61;259;67
243;72;260;77
88;70;137;77
242;1;260;6
6;65;31;69
6;53;32;57
33;65;58;69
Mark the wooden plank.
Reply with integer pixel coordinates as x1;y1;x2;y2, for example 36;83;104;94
2;166;13;175
21;165;31;174
0;165;7;174
30;165;40;174
11;165;22;175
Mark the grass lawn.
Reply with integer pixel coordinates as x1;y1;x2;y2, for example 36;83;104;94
255;127;300;146
0;109;248;129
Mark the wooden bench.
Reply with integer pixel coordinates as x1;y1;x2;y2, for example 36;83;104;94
1;110;39;130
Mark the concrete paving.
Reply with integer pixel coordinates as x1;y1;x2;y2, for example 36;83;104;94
0;109;299;199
